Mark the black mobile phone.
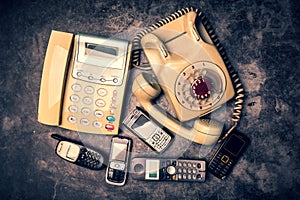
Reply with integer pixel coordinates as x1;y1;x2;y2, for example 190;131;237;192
123;107;173;153
131;157;206;182
105;136;132;186
207;130;250;179
51;134;106;170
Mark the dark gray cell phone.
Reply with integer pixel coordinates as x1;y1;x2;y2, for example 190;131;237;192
208;130;250;179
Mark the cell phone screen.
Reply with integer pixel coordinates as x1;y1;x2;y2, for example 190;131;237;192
111;142;128;161
131;115;157;139
223;134;246;156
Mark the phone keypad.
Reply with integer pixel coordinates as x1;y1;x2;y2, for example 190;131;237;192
107;168;125;183
75;147;104;170
208;152;234;179
150;130;172;152
160;159;206;182
63;82;121;134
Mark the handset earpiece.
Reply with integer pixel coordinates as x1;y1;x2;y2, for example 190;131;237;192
132;73;223;146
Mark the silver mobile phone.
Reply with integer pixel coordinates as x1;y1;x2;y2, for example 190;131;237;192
105;136;132;186
123;107;173;153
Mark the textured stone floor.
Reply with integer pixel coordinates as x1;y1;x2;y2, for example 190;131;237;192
0;0;299;199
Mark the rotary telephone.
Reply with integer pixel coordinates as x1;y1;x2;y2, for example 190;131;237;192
131;8;244;145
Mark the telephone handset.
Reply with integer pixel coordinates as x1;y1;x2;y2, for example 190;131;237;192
132;73;223;145
38;30;131;134
131;10;237;145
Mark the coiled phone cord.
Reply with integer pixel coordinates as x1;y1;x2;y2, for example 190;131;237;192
131;7;245;143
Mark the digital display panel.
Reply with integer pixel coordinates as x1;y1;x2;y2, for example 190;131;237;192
145;159;160;180
77;35;128;70
224;135;245;156
131;115;157;139
111;142;128;161
85;43;118;57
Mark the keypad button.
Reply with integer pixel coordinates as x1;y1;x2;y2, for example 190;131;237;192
105;124;114;131
83;97;93;105
113;78;118;83
84;86;95;94
93;121;102;128
178;174;182;179
70;94;80;102
196;174;202;179
71;84;82;92
97;88;108;96
80;118;89;126
81;107;91;115
68;105;78;113
95;99;106;107
166;166;176;175
94;110;104;118
67;116;77;123
106;116;115;122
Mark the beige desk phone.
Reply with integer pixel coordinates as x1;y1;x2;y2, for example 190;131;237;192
38;30;131;135
132;9;238;145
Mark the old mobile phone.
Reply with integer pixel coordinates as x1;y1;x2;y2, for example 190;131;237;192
106;136;132;186
51;134;106;170
123;107;173;153
131;157;206;182
208;130;250;179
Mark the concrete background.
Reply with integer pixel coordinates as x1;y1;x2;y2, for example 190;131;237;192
0;0;299;199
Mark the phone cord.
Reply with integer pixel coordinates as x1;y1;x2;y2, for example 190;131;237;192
131;7;245;143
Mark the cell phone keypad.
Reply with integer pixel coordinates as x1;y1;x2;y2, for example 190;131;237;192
107;161;126;183
150;130;172;152
75;147;104;170
208;152;234;179
160;159;206;182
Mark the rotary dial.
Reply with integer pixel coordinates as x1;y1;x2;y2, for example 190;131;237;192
175;61;226;111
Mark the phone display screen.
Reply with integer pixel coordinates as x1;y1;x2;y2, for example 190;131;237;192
111;142;128;161
145;159;160;180
224;135;245;156
131;115;157;139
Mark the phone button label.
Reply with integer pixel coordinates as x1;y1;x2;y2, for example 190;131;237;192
94;110;104;118
83;97;93;105
95;99;106;107
97;88;108;96
70;94;80;102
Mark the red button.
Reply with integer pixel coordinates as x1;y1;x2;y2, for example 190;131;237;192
105;124;114;131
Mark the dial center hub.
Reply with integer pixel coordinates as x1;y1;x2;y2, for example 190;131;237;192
191;78;212;100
